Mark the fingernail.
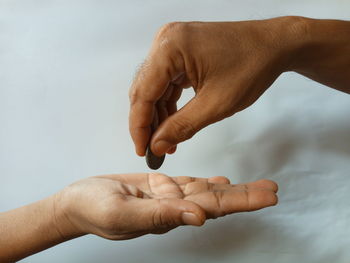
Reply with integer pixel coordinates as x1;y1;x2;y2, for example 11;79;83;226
153;140;173;155
181;212;201;226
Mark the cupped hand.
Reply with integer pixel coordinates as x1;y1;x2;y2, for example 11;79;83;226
55;173;278;240
129;17;304;156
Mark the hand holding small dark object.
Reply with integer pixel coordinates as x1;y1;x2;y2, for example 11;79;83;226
146;145;165;170
146;112;165;169
129;17;350;159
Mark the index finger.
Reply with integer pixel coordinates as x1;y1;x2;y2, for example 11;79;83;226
129;51;175;156
129;22;189;156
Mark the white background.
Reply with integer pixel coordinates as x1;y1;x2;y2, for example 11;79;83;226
1;1;350;262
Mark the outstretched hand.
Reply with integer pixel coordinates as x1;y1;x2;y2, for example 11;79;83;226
56;173;278;240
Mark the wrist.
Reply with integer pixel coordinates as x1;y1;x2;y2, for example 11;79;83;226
267;16;312;73
52;191;86;240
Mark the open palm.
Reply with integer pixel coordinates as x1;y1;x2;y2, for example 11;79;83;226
58;173;278;240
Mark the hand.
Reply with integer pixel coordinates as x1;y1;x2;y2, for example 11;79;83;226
55;173;278;240
129;17;305;156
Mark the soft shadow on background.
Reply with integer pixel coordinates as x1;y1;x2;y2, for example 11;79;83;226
1;1;350;263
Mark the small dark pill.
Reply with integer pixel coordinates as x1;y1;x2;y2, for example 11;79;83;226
146;144;165;170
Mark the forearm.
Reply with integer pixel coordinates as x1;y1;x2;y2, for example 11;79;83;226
288;17;350;93
0;194;82;262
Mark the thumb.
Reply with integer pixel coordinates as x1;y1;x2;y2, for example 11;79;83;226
151;93;221;156
129;198;206;232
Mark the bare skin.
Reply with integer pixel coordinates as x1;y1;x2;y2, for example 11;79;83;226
129;16;350;157
0;173;278;262
4;15;350;262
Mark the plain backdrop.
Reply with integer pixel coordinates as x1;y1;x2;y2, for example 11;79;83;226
1;1;350;262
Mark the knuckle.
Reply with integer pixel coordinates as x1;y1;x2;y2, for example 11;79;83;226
130;59;151;104
156;22;184;39
155;22;189;50
171;117;197;142
129;87;138;104
129;86;148;106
